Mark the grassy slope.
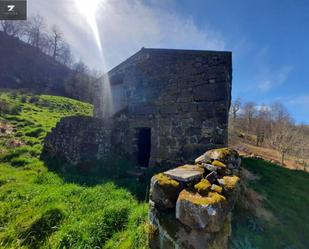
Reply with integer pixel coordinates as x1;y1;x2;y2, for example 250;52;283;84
0;91;148;249
232;158;309;249
1;91;308;249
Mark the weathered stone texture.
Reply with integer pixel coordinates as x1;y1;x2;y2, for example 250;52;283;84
149;148;241;249
93;48;232;166
44;116;112;164
45;48;232;167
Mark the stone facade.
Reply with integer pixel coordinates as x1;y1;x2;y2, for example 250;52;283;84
93;48;232;166
44;48;232;167
149;148;241;249
44;116;112;164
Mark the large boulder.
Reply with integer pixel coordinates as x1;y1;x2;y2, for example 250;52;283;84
176;189;229;232
149;173;182;210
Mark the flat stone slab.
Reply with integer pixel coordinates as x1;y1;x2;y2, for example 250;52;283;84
164;165;204;182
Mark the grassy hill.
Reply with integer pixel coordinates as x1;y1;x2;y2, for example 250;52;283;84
0;32;95;103
0;91;148;249
0;91;308;249
232;158;309;249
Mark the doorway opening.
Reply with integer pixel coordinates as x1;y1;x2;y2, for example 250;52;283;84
137;128;151;167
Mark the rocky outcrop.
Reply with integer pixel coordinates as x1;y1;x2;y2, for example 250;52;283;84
149;147;241;249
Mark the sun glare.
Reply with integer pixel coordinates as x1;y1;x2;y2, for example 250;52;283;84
74;0;105;52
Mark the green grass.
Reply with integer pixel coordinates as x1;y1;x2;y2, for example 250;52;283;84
232;158;309;249
1;90;309;249
0;91;149;249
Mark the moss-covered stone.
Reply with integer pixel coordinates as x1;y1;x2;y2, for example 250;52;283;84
218;175;240;190
206;148;239;162
211;184;223;194
150;173;182;210
194;179;211;195
212;160;226;168
178;189;226;206
154;173;180;188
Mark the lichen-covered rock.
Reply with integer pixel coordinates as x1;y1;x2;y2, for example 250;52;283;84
212;160;226;167
218;175;240;192
202;148;239;163
195;148;241;176
211;184;223;194
194;179;211;195
176;189;228;232
149;173;182;210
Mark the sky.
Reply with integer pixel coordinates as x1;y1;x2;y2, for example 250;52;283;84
28;0;309;124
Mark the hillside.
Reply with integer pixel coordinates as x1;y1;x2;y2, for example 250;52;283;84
0;91;308;248
232;158;309;249
0;32;94;103
0;91;148;248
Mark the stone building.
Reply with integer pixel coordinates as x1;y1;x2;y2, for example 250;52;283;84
44;48;232;167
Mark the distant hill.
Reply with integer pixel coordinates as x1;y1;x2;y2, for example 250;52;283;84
0;31;94;103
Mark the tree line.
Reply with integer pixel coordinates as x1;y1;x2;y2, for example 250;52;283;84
229;98;309;169
0;15;101;103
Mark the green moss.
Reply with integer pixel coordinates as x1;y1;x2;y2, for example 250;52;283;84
194;179;211;195
178;189;226;206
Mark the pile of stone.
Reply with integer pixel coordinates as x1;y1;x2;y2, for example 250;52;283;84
149;148;241;249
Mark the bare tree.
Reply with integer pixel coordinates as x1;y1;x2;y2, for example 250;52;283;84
57;43;73;66
0;20;26;37
24;14;46;49
50;25;63;61
255;105;271;146
242;102;256;135
231;97;241;120
270;118;298;166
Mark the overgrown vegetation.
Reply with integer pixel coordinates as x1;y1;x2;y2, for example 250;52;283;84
231;158;309;249
0;91;149;248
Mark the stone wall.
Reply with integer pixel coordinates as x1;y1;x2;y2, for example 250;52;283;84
93;48;232;165
44;116;112;164
149;148;241;249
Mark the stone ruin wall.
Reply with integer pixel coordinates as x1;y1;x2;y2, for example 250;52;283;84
149;148;241;249
44;49;232;167
94;49;232;165
44;116;112;164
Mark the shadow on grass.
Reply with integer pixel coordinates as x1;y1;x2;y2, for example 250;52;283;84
41;152;170;201
231;158;309;249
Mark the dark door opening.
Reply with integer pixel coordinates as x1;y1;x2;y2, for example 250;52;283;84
137;128;151;167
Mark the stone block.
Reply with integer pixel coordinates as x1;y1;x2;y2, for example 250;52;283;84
164;164;204;183
149;173;183;210
176;189;228;232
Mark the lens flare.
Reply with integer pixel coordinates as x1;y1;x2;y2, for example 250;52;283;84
74;0;104;52
74;0;114;118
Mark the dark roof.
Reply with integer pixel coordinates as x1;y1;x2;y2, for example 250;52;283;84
94;47;231;84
